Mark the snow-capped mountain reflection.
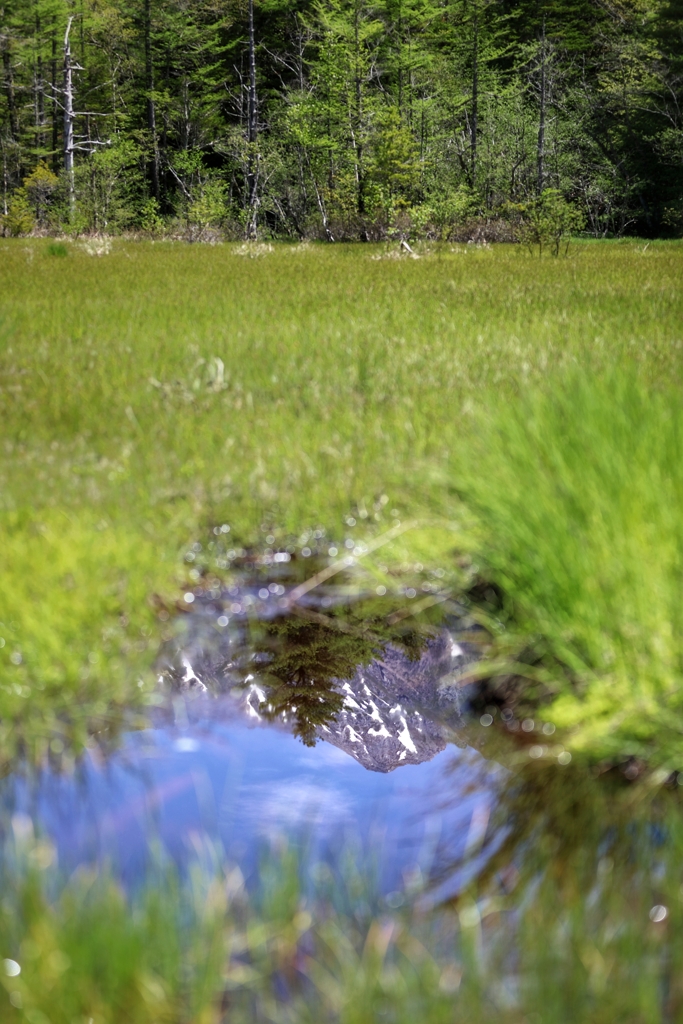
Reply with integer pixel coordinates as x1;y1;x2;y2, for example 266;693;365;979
170;613;472;772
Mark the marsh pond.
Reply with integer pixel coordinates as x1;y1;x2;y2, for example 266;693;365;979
0;540;682;1024
5;549;502;896
5;545;683;1023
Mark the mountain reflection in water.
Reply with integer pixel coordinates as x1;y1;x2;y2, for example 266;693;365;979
161;580;480;773
1;586;504;898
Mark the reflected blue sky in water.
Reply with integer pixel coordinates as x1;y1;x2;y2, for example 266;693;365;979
8;705;503;897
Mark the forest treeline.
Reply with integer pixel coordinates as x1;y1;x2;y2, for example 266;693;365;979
1;0;683;239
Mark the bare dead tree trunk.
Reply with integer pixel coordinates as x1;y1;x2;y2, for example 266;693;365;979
33;16;46;153
408;32;414;128
246;0;258;237
2;35;19;143
63;17;75;211
247;0;257;147
297;16;305;92
537;17;546;194
36;50;46;152
305;150;334;241
471;0;479;189
353;0;364;217
144;0;159;198
181;78;190;149
397;0;403;115
51;21;58;171
2;144;8;216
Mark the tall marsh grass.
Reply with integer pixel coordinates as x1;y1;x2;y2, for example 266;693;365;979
458;372;683;763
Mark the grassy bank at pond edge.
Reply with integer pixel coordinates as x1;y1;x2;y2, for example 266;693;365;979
3;763;683;1023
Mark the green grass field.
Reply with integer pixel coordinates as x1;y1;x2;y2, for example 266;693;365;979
2;238;683;762
2;237;683;1022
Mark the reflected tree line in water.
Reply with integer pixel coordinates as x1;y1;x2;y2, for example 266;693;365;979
245;607;429;746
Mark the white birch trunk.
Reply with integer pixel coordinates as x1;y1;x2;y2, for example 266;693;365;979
537;18;546;195
63;16;75;210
